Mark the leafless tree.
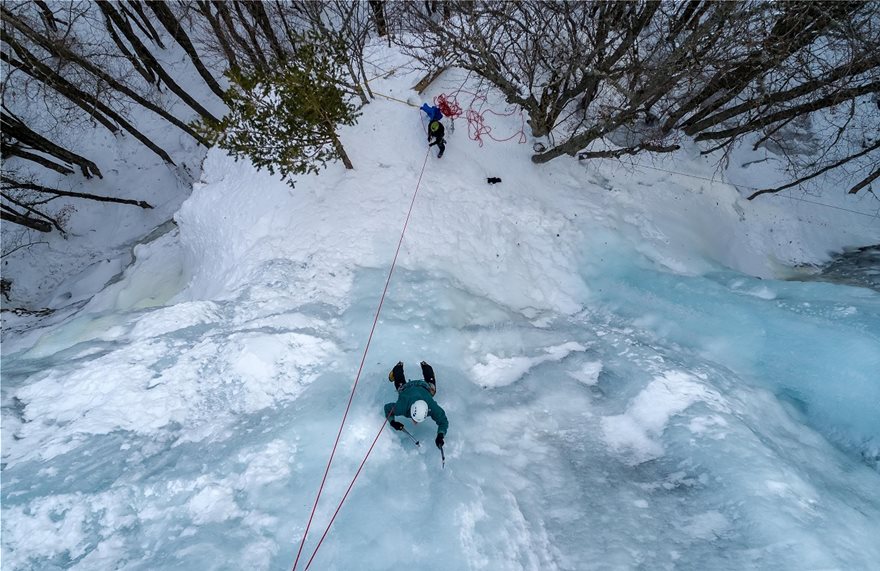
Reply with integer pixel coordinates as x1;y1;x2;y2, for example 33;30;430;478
145;0;226;99
1;170;152;235
397;0;879;196
0;0;208;235
281;1;376;104
189;1;376;106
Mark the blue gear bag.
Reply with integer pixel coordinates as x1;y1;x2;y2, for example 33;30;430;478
421;103;444;122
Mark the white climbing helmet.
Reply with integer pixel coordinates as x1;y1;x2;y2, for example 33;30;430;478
410;400;429;423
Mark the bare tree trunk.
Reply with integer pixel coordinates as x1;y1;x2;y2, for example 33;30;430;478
1;188;65;233
2;7;210;146
124;0;165;48
100;5;157;85
531;109;640;164
848;168;880;195
242;0;286;61
684;53;880;135
230;1;271;69
1;110;102;178
666;0;704;42
97;0;221;123
331;132;354;170
1;176;154;208
695;80;880;141
273;0;300;52
1;147;74;176
1;131;78;177
1;205;54;233
1;46;121;135
33;0;58;31
2;44;176;165
370;1;387;36
215;1;265;70
195;0;240;68
146;0;226;98
578;142;680;160
668;1;861;133
747;139;880;199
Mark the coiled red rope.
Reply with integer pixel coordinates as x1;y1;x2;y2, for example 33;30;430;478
291;147;432;571
435;93;462;121
433;88;527;147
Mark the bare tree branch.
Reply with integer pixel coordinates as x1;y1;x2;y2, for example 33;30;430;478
747;139;880;199
1;175;153;209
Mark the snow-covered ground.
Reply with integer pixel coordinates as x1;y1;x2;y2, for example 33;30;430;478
2;52;879;570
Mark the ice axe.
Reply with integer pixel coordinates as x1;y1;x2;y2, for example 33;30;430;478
401;426;420;448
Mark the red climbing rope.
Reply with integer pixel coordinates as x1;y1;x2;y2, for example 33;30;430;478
290;147;432;571
292;83;522;565
434;87;527;147
303;419;389;570
435;93;462;120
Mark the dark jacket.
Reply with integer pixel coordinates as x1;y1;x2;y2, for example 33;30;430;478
428;121;445;143
384;380;448;436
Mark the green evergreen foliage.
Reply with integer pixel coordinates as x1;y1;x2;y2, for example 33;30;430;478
196;34;359;187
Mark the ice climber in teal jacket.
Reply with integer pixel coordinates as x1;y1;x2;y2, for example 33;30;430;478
384;361;448;449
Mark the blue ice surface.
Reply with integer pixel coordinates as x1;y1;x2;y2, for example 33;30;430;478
2;244;879;570
582;248;880;464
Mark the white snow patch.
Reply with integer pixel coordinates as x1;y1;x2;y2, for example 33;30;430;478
601;371;726;464
471;342;586;388
680;511;729;540
569;360;603;386
188;484;242;524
